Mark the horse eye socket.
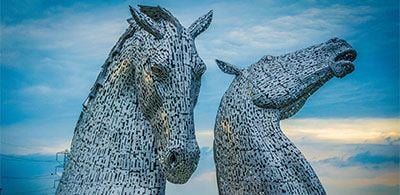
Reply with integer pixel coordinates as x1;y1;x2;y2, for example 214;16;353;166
193;65;206;79
151;64;166;78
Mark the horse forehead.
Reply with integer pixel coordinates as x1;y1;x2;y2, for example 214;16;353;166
155;39;197;58
155;33;195;52
249;43;333;73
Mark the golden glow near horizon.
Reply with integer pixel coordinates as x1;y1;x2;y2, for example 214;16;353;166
192;118;399;195
195;118;400;148
4;118;397;194
280;118;400;144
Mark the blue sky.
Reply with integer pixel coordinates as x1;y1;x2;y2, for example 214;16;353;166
1;0;399;194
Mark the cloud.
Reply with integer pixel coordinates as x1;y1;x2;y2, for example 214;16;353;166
20;84;84;98
166;172;218;195
316;162;399;194
195;131;214;148
195;118;400;160
1;3;127;64
278;118;400;194
346;151;399;165
385;136;400;145
1;138;71;155
183;118;400;195
281;118;400;144
1;3;134;124
193;171;216;182
359;184;400;195
1;115;75;155
21;85;54;96
201;4;374;67
319;151;400;168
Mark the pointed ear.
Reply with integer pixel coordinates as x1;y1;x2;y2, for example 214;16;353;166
188;10;213;38
129;5;163;39
216;59;242;75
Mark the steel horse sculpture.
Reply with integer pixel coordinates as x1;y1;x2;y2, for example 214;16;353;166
57;5;212;194
214;38;357;194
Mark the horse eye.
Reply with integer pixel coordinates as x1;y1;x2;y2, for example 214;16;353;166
194;65;206;79
151;64;166;78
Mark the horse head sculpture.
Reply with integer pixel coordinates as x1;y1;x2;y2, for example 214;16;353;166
214;38;357;194
129;5;212;183
216;37;356;119
57;5;212;194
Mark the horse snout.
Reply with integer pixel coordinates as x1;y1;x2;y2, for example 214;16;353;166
334;49;357;62
162;144;200;184
330;49;357;78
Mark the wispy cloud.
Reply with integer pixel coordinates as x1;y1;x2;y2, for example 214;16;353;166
1;140;71;155
1;115;75;155
195;131;214;148
1;3;127;64
316;162;399;194
200;4;374;67
320;151;399;167
0;3;133;125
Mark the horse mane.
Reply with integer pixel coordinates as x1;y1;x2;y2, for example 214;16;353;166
139;5;181;28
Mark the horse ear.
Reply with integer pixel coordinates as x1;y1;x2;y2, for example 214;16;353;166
188;10;213;38
216;59;242;76
129;5;163;39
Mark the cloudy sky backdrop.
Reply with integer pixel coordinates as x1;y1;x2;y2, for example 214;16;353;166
1;0;399;194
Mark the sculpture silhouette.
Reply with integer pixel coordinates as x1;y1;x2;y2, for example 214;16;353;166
57;5;212;194
214;38;357;194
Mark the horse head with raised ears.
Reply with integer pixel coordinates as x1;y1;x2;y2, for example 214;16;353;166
128;5;212;183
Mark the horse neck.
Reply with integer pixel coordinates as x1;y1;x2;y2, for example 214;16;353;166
219;75;282;137
63;27;166;192
76;26;154;156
